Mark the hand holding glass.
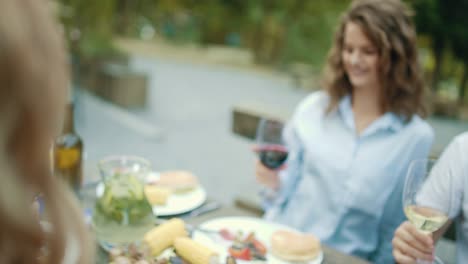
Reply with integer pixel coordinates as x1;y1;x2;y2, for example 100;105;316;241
403;159;450;264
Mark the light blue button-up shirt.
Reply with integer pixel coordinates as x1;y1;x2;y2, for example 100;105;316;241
263;91;434;263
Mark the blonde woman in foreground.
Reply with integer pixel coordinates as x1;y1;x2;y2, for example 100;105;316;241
0;1;93;263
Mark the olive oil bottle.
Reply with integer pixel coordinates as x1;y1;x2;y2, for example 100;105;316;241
53;103;83;191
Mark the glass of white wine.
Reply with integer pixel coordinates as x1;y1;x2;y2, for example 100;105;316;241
403;159;449;264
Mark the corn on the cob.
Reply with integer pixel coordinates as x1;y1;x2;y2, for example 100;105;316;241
174;237;219;264
143;218;187;256
144;185;172;205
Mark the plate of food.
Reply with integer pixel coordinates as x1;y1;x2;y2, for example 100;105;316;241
97;170;207;217
145;170;207;216
192;217;323;264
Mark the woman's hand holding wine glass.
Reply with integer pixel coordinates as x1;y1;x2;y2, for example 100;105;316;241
253;119;288;194
255;159;280;190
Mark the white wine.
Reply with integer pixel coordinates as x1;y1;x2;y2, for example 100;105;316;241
92;173;155;245
404;205;448;233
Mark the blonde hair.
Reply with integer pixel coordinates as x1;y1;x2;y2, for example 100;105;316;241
323;0;427;121
0;1;93;263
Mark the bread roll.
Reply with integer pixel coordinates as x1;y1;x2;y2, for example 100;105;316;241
157;171;199;193
270;230;321;262
144;185;171;205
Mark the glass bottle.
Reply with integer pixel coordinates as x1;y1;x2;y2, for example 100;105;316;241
53;103;83;192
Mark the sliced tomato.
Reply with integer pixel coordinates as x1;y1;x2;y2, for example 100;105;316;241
219;228;235;241
252;239;267;256
243;232;267;256
228;247;251;260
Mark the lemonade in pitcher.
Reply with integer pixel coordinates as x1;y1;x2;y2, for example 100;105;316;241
92;156;155;246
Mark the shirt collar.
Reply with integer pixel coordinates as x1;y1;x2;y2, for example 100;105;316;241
338;94;404;136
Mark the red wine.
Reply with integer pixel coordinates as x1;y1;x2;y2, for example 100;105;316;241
257;145;288;170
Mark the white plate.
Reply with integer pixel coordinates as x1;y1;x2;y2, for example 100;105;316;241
192;216;323;264
95;177;207;217
152;186;207;216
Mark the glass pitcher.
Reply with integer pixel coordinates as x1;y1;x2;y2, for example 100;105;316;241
92;156;155;247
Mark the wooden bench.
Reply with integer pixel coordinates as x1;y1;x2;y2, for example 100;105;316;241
231;102;290;140
96;63;148;108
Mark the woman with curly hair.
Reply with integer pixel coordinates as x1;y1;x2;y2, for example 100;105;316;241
255;0;433;262
0;0;94;263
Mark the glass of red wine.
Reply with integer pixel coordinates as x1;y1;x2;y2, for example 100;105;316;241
255;118;288;170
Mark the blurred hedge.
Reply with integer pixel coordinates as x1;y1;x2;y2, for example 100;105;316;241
57;0;348;68
57;0;468;102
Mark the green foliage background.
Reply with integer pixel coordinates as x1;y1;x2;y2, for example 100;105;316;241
57;0;468;101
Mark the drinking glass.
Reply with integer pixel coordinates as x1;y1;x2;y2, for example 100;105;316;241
403;159;450;264
254;118;288;170
254;119;288;199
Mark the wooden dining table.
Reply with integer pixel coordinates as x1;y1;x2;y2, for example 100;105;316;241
96;203;370;264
